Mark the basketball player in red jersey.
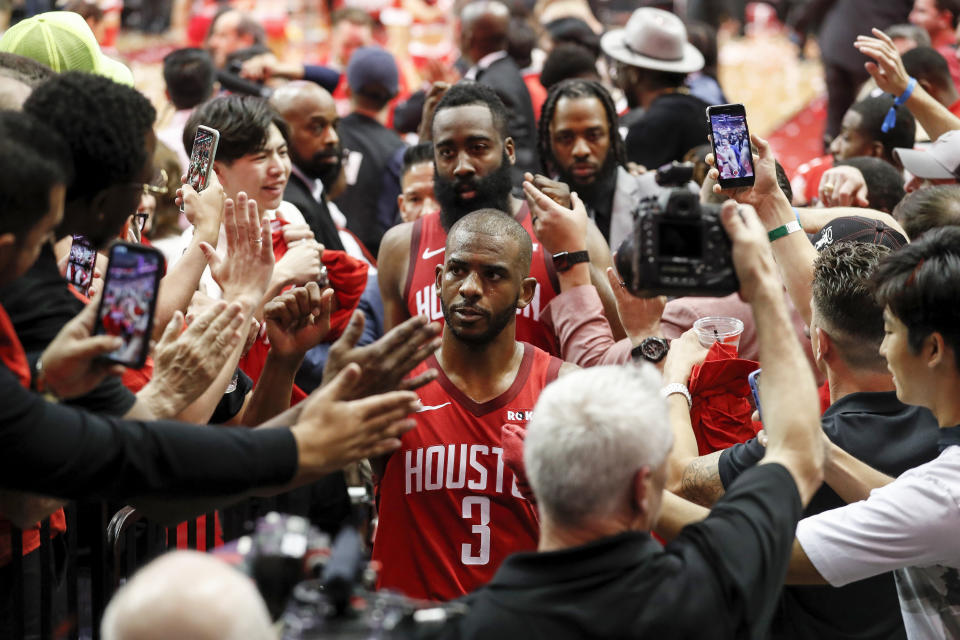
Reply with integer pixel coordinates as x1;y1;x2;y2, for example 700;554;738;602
372;209;578;601
377;82;624;357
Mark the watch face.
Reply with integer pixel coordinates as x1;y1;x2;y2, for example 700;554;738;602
641;338;668;361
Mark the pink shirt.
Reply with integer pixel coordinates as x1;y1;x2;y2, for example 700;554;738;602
541;285;816;373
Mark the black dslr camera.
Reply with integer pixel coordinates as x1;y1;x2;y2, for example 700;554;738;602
615;162;739;298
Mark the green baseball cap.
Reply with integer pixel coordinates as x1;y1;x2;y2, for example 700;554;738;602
0;11;133;85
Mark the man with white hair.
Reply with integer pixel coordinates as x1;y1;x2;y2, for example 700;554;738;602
441;200;826;639
101;551;274;640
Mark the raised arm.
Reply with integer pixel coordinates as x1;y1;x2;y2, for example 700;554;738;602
709;135;820;327
522;180;635;365
721;201;825;504
856;28;960;142
151;173;226;340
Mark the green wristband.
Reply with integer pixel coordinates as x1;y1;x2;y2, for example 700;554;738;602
768;220;802;242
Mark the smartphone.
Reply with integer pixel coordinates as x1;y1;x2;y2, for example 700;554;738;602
182;125;220;210
706;103;755;189
748;368;762;422
65;234;96;290
94;242;164;369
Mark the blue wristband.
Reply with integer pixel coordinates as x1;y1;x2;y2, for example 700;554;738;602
881;77;916;133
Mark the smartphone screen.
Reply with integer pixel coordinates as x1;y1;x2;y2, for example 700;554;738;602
65;234;96;290
94;242;163;369
707;104;755;189
748;368;762;422
183;126;220;209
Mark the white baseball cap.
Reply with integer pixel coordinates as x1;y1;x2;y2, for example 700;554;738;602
894;130;960;180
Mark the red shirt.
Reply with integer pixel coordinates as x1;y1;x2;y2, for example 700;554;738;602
0;303;66;566
790;155;833;206
403;206;561;356
372;343;561;601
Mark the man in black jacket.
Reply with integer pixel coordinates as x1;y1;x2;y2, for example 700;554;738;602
459;0;539;180
601;7;710;170
271;81;346;252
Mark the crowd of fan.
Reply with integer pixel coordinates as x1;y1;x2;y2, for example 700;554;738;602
1;0;960;638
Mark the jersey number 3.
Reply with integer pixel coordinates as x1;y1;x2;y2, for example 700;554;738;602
461;496;491;565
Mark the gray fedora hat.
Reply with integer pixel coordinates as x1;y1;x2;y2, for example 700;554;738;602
601;7;704;74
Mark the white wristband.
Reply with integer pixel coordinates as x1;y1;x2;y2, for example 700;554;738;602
661;383;692;408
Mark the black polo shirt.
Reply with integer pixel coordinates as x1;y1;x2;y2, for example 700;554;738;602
444;463;801;640
719;391;941;640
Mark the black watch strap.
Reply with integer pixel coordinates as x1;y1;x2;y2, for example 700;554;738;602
631;337;669;363
552;250;590;273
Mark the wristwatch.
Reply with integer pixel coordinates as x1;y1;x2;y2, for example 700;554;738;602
552;250;590;273
631;336;669;364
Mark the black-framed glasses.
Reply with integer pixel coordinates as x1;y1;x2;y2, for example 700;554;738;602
132;211;149;232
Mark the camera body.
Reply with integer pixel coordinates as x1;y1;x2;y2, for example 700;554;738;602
619;188;739;298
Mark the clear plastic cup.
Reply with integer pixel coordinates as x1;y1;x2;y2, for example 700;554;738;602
693;316;745;351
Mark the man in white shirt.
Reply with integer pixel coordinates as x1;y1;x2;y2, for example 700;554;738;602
787;225;960;639
178;94;322;298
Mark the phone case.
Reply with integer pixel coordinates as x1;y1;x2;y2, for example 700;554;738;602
94;242;164;369
182;126;220;209
706;103;755;190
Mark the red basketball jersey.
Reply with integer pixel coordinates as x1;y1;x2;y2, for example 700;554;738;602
372;343;563;601
403;205;561;356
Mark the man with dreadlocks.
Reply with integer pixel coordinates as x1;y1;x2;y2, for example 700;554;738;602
538;79;669;250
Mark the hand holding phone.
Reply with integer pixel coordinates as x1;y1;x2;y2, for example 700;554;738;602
93;242;164;369
706;103;755;190
182;125;220;212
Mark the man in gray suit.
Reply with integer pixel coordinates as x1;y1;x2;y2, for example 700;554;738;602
537;78;669;251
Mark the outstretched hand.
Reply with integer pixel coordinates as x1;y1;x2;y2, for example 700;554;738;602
199;191;274;305
322;313;442;400
292;363;422;475
37;295;125;399
151;302;245;393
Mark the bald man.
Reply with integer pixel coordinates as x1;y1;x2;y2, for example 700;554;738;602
372;208;576;601
101;551;274;640
459;0;538;178
271;81;346;252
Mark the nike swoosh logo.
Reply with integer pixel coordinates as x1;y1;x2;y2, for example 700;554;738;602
418;402;451;412
422;247;445;260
